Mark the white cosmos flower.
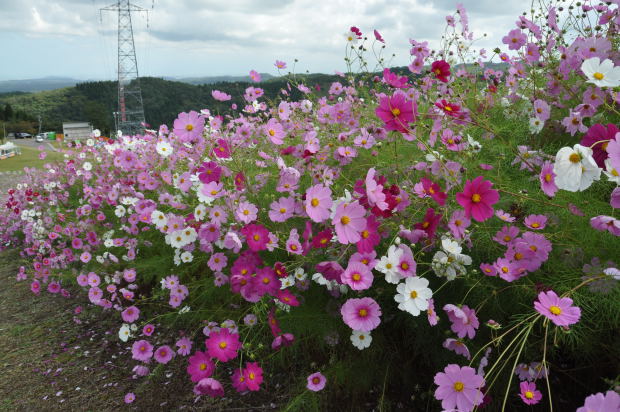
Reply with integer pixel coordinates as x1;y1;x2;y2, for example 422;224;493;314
375;245;404;284
114;205;126;218
394;277;433;316
603;158;620;184
553;144;601;192
581;57;620;88
156;140;173;157
180;251;193;263
82;162;92;171
529;117;544;134
118;324;131;342
151;210;167;229
350;330;372;350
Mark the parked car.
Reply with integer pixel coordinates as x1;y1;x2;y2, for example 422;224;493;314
35;133;46;142
14;132;32;139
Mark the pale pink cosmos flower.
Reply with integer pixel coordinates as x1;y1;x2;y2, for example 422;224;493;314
305;185;333;223
365;168;387;210
332;201;366;244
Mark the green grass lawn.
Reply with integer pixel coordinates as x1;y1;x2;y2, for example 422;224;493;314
0;145;65;172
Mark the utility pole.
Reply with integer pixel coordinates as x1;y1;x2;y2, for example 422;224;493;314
101;1;149;136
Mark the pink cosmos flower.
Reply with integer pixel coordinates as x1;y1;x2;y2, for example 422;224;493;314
243;362;264;391
194;378;225;397
132;340;153;362
332;201;366;244
142;324;155;336
456;176;500;222
206;328;240;362
154;345;174;364
211;90;231;101
307;372;327;391
375;91;416;133
434;364;485;411
373;29;384;43
443;338;471;360
208;252;228;272
539;161;558;197
187;351;215;382
519;381;542;405
448;210;471;239
274;60;287;69
269;196;295;222
249;70;261;82
524;214;547;230
265;118;285;145
173;111;205;143
121;306;140;323
534;290;581;327
444;304;479;339
124;393;135;404
365;168;388;210
356;216;380;254
341;261;374;290
502;29;527;50
606;133;620;173
576;390;620;412
341;297;382;332
236;201;258;224
305;184;333;223
176;337;193;355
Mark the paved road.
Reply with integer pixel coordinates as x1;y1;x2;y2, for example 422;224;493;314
7;138;58;152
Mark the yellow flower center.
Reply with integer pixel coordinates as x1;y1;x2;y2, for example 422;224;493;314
312;377;320;384
340;216;351;225
311;198;319;207
352;273;361;281
279;208;287;214
549;305;562;315
445;106;452;111
199;363;207;371
219;341;228;349
471;193;481;203
593;72;604;80
410;290;418;299
401;262;409;270
362;230;370;239
545;173;552;182
569;153;581;163
358;309;368;317
253;234;260;241
455;219;462;226
269;129;275;136
453;381;464;392
243;210;249;215
249;372;255;380
525;390;534;399
391;108;401;116
185;124;194;131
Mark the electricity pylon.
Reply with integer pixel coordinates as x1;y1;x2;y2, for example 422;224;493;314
101;0;148;136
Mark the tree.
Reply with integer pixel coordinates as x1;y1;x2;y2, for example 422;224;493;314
3;104;13;120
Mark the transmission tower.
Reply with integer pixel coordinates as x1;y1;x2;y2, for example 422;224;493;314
101;0;149;136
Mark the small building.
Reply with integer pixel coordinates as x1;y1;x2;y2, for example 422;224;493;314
62;122;93;141
0;142;21;159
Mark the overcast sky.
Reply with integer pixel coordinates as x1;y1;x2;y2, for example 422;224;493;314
0;0;527;80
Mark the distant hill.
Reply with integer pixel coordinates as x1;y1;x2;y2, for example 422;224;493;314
0;63;508;135
0;77;88;94
0;73;276;93
171;73;276;85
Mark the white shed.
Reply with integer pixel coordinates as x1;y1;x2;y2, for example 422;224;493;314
62;122;93;141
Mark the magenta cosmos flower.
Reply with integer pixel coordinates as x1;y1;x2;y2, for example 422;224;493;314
333;201;367;244
456;176;500;222
307;372;327;391
434;364;485;411
341;297;382;332
121;305;140;323
375;91;416;133
243;362;264;391
206;328;241;362
305;184;333;223
187;351;215;382
519;381;542;405
431;60;451;83
534;290;581;327
240;224;270;252
173;110;205;143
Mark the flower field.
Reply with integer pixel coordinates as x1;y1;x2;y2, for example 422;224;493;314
1;1;620;410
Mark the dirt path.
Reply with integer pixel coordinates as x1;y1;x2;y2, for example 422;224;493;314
0;250;287;411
